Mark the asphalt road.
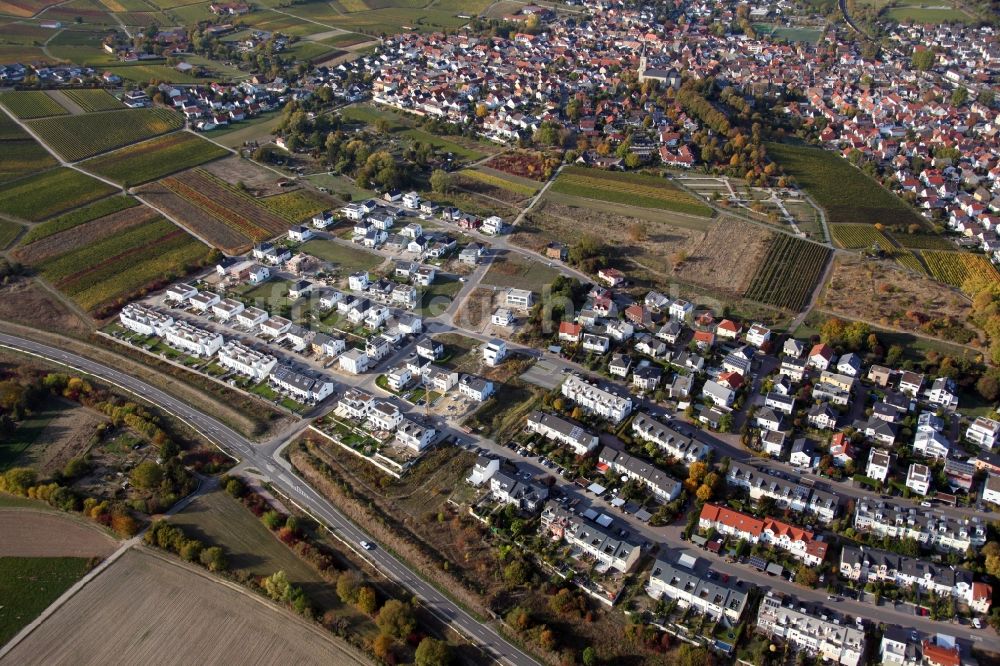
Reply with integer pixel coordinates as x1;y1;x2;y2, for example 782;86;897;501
0;332;538;666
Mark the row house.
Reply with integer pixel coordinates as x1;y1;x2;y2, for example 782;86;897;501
560;373;633;423
598;448;682;502
755;592;866;666
699;504;828;566
526;411;599;455
217;341;276;382
853;499;986;552
647;555;750;623
540;503;643;573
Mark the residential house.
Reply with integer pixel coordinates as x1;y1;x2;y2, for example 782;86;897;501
808;402;838;430
755;593;866;666
906;463;931;495
761;430;786;457
647;555;750;622
608;354;632;378
339;348;369;375
458;374;494;402
899;371;924;397
853;499;986;552
491;308;514;327
395;418;436;451
489;470;549;512
558;321;582;343
967;416;1000;448
789;438;816;469
808;343;834;370
269;365;334;403
914;430;950;460
581;333;610;354
925;377;959;409
599;448;681;501
631;412;710;462
288;225;313;243
866;448;892;484
527;411;599;455
561;373;632;423
764;393;795;415
632;365;661;392
756;408;784;433
540;503;642;573
702;380;734;408
467;455;500;486
483;339;507;366
165;283;198;304
745;324;771;348
837;352;862;377
505;288;533;310
416;336;444;361
163;321;222;357
119;304;174;337
868;365;894;387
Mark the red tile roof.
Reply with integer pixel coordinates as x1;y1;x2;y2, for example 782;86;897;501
700;503;763;538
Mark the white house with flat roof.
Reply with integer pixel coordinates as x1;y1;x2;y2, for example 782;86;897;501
119;304;174;337
218;341;277;381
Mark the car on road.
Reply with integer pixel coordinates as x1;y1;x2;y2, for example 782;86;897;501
360;540;374;551
974;617;983;629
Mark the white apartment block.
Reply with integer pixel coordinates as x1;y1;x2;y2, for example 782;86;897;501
526;411;599;455
505;288;533;310
756;593;866;666
631;412;710;462
163;320;223;357
853;499;986;552
212;298;245;322
119;303;174;337
164;283;197;304
217;341;277;381
561;374;632;423
647;555;749;623
395;418;436;451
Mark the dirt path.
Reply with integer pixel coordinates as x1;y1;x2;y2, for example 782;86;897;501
46;90;84;115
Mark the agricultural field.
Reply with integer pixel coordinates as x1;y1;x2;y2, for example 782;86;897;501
44;27;122;66
258;189;335;223
299;239;384;273
81;132;229;186
0;0;64;16
0;91;68;119
19;195;138;245
550;166;714;217
1;549;368;665
767;142;927;229
456;168;538;201
155;168;295;248
892;233;956;250
830;223;893;249
923;251;1000;292
0;219;22;249
0;128;57;184
0;509;117;558
0;556;94;645
60;88;126;112
676;218;776;298
744;234;832;310
819;253;978;343
14;204;160;265
31;215;212;313
29;108;184;161
0;168;116;221
485;151;559;182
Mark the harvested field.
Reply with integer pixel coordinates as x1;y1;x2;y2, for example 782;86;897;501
28;109;183;161
0;278;93;335
0;168;116;222
136;180;252;254
0;509;117;558
14;205;158;265
0;548;368;666
82;132;229;186
818;253;978;342
13;403;106;474
676;218;773;297
201;155;290;196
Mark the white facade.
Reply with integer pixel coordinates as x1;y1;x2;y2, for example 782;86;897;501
339;348;369;375
218;341;277;381
119;304;174;337
163;321;223;357
561;374;632;423
483;339;507;367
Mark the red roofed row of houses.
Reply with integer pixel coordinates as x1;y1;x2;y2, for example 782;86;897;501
699;503;828;566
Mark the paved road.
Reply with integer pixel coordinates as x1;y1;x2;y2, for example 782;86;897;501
0;332;538;666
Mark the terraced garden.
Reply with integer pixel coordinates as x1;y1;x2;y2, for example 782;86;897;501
0;168;116;221
0;91;68;119
550;166;714;217
60;88;126;112
29;108;184;161
744;234;832;310
82;132;229;186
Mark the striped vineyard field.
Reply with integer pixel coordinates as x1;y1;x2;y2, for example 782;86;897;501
923;251;1000;292
744;234;832;310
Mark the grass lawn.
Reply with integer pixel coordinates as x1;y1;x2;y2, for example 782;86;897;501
0;556;93;645
418;274;462;316
205;111;285;148
299;239;384;273
481;253;560;291
398;127;487;162
168;485;377;635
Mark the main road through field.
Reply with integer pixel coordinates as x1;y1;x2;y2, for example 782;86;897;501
0;332;538;666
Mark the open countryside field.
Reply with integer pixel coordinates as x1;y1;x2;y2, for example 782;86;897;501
744;234;831;310
0;91;68;119
28;108;184;161
0;134;57;184
14;204;160;265
19;195;139;245
82;132;229;186
1;549;369;665
0;168;116;221
0;219;22;249
0;0;64;16
59;88;126;112
0;556;94;645
766;142;927;229
550;166;714;217
33;215;212;314
0;509;117;558
923;251;1000;292
300;239;384;273
819;253;978;342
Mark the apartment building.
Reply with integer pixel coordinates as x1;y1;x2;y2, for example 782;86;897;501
217;341;276;381
526;411;599;455
699;504;828;566
598;448;681;502
561;374;633;423
755;592;866;666
853;499;986;552
163;320;223;357
647;554;750;623
119;303;174;337
631;412;710;462
540;503;642;573
269;365;334;403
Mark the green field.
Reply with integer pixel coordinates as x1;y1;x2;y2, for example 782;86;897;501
398;127;486;161
168;485;377;634
830;223;892;249
753;23;822;43
883;5;969;22
459;168;538;197
481;253;560;291
81;132;229;186
0;138;58;184
417;274;463;316
299;239;384;273
60;89;126;112
0;401;62;469
550;166;714;217
0;219;23;250
19;195;139;245
29;109;184;161
0;557;93;645
766;142;927;229
744;234;832;310
0;91;68;119
35;216;212;313
0;168;116;221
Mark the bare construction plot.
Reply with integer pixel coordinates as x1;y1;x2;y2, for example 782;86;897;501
0;548;369;666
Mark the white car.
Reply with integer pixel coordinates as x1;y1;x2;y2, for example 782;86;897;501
360;540;374;551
